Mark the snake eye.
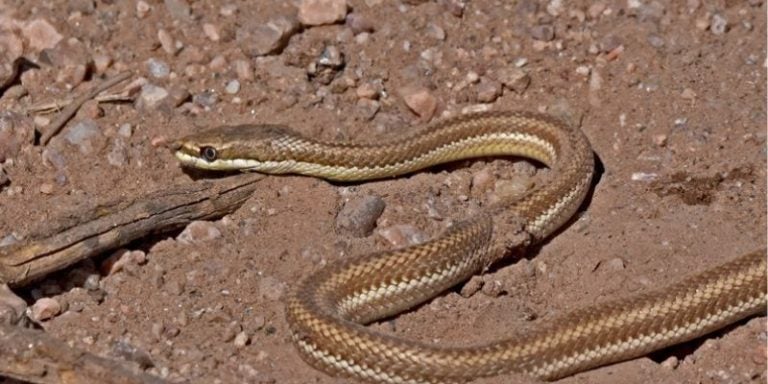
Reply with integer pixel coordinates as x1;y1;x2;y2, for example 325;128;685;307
200;146;218;162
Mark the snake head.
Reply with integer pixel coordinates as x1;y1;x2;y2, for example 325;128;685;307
172;124;297;171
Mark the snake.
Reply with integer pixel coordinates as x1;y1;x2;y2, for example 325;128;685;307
172;111;767;384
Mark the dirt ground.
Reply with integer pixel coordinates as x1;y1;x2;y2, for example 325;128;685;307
0;0;766;383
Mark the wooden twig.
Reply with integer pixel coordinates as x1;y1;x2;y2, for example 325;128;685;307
0;323;168;384
39;71;132;145
28;93;135;114
0;173;263;287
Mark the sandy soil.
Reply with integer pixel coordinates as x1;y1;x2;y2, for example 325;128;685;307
0;0;766;383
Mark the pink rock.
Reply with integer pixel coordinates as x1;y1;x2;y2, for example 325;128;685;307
22;19;62;51
29;297;62;321
400;86;438;120
298;0;347;26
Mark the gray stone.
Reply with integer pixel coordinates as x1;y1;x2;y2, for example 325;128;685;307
530;24;554;41
137;84;169;110
164;0;191;21
146;58;170;78
335;195;386;237
237;16;299;57
64;119;102;154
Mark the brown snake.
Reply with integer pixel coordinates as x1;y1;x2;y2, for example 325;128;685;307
173;111;767;383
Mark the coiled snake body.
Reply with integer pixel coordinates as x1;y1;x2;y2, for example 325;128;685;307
173;111;766;383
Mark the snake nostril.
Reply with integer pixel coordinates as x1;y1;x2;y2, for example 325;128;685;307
200;146;218;162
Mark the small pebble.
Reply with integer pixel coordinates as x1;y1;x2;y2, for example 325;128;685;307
356;98;380;120
378;224;427;248
146;58;170;78
493;177;535;202
222;321;242;342
157;29;177;55
209;55;227;72
298;0;348;26
603;257;626;271
164;0;192;21
426;23;445;40
234;59;254;81
225;79;240;94
203;23;220;42
318;45;345;68
234;331;250;347
39;183;54;194
112;341;154;369
460;276;483;297
177;221;222;244
335;195;386;238
476;77;502;103
530;24;555;41
661;356;679;369
92;53;112;73
107;139;129;166
711;14;728;35
193;90;218;109
631;172;658;182
695;15;710;31
64;119;102;154
481;279;505;297
237;16;299;57
356;81;381;99
346;13;374;34
101;249;147;275
587;2;606;18
259;276;286;301
400;86;438;120
28;297;62;321
680;88;696;101
42;148;67;170
151;322;165;340
83;274;101;291
471;168;496;194
220;4;238;16
136;0;151;18
118;123;133;138
166;86;191;108
22;19;62;51
647;34;664;48
137;84;169;110
495;67;530;94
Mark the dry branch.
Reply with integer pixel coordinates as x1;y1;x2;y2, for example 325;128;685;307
39;71;132;145
0;323;168;384
0;173;263;287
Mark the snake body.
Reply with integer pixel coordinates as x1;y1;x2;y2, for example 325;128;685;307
173;111;766;383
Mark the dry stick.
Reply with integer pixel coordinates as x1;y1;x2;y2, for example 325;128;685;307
0;173;263;287
0;323;168;384
39;71;132;145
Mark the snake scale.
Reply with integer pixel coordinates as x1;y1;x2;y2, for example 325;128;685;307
173;111;766;383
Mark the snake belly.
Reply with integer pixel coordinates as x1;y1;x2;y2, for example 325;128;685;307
172;111;767;384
